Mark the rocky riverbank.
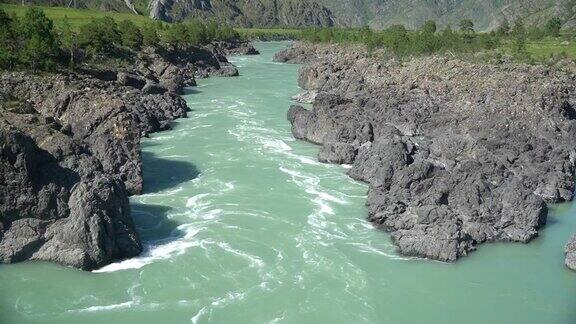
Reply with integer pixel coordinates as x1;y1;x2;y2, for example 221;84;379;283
566;235;576;270
279;42;576;264
0;41;257;270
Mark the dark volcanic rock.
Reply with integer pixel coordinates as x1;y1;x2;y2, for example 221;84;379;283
142;81;169;95
284;43;576;262
565;235;576;270
0;40;254;270
213;41;260;56
273;42;358;64
117;72;146;89
0;70;183;269
0;115;141;270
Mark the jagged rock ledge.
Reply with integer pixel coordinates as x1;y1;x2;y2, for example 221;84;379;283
0;41;257;270
279;42;576;264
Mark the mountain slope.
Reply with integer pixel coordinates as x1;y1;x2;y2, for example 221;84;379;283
318;0;558;30
4;0;573;30
148;0;334;26
2;0;146;13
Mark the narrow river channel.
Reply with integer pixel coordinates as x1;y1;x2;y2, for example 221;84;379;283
1;42;575;324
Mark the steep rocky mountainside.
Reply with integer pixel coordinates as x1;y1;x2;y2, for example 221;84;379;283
148;0;334;26
9;0;576;29
319;0;560;30
277;43;576;263
0;42;256;270
6;0;334;26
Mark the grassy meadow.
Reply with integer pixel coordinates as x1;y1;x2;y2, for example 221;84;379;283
0;3;153;27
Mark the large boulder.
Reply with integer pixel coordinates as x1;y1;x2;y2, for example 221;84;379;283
0;119;141;270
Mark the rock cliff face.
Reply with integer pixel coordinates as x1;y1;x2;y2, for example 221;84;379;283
316;0;556;30
279;43;576;262
0;42;252;270
148;0;334;26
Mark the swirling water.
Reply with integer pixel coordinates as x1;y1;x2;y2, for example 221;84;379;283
1;42;576;324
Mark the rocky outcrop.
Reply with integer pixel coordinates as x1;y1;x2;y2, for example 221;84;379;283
0;70;187;270
565;235;576;270
0;41;251;270
282;43;576;262
213;40;260;56
124;0;139;14
148;0;334;27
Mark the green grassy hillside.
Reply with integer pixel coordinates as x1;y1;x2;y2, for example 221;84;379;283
0;3;153;27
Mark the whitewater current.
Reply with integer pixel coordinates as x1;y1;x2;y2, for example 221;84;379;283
0;42;575;324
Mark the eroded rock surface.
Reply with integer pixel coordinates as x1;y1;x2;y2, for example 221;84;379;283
0;42;252;270
565;235;576;270
282;43;576;262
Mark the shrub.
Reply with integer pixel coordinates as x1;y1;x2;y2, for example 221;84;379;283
119;20;143;50
58;16;77;66
18;7;59;71
163;23;189;49
141;22;160;48
459;19;474;33
545;17;562;37
78;16;121;55
0;9;17;69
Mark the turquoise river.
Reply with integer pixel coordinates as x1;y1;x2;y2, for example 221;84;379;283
1;42;576;324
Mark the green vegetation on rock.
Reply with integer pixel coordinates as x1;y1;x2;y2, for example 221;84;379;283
298;17;576;64
0;6;241;71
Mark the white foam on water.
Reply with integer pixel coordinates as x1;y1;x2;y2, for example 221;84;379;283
159;155;188;159
67;301;135;313
191;306;209;324
308;211;328;228
349;242;416;261
291;154;322;166
312;197;334;215
263;139;292;152
137;186;184;198
186;193;211;208
267;314;286;324
278;166;320;187
189;124;213;130
215;242;265;269
150;135;175;141
306;187;349;205
93;225;203;273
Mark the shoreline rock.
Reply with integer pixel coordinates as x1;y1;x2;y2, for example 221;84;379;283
566;235;576;270
281;42;576;263
0;41;257;270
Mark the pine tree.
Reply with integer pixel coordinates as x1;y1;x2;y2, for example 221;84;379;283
497;18;510;37
0;9;17;69
459;19;474;33
119;20;143;50
141;22;160;48
545;17;562;37
78;17;121;55
59;16;77;66
19;7;58;71
511;18;528;56
421;20;437;34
